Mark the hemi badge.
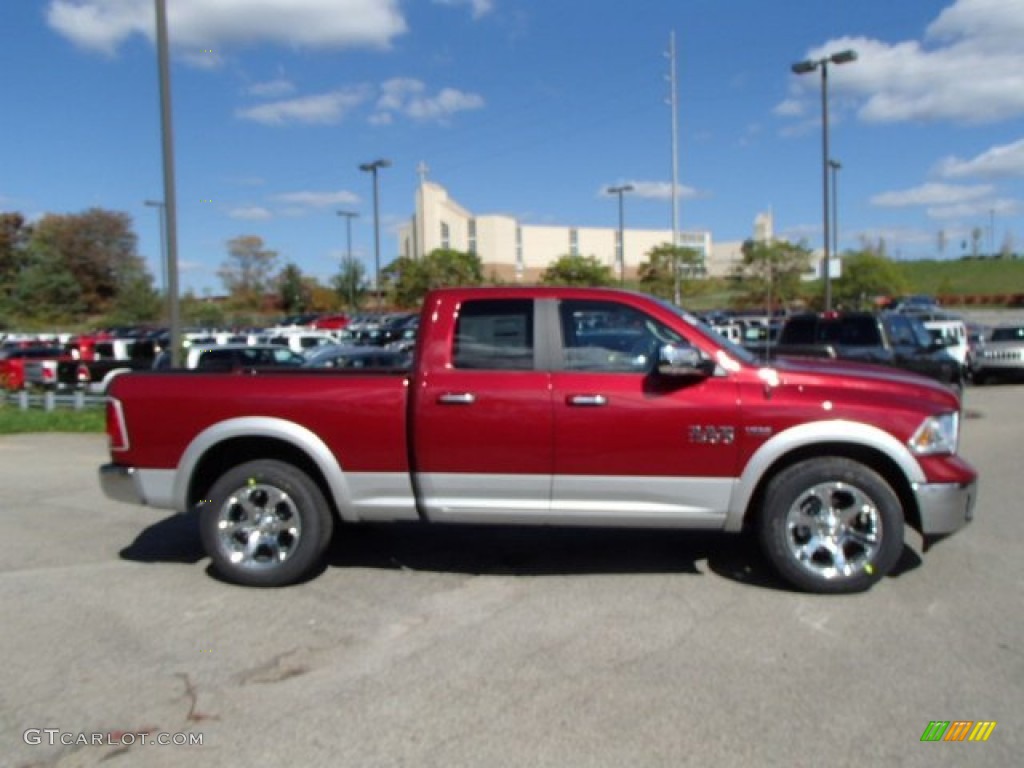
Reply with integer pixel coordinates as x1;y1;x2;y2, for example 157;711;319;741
745;426;773;437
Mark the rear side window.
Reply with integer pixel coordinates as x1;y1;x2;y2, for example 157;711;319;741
453;299;534;370
779;316;817;344
991;326;1024;342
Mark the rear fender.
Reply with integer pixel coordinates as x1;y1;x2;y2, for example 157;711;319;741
173;417;359;522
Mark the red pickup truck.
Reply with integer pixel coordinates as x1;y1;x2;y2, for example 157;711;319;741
100;287;977;593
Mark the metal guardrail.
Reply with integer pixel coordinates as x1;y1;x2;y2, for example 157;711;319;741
2;389;105;411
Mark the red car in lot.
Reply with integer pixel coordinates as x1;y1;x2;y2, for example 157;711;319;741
0;345;70;390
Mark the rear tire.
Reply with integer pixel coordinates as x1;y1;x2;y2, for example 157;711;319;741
200;459;333;587
757;458;904;594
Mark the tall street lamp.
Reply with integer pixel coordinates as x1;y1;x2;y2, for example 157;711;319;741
144;199;166;296
607;184;634;285
153;0;182;366
336;210;358;308
792;48;857;311
827;159;843;270
359;159;390;309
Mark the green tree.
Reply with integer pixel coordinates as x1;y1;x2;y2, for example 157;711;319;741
11;239;85;322
638;244;702;300
181;291;226;328
0;213;31;309
732;239;812;310
832;250;909;309
333;256;367;310
541;254;613;286
218;235;278;309
277;262;310;315
383;248;484;307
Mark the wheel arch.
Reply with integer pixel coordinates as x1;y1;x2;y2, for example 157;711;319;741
728;420;924;535
174;417;357;522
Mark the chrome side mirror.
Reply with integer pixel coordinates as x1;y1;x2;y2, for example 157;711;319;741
657;343;715;378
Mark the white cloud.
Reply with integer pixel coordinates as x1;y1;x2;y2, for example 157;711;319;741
246;78;296;99
927;197;1020;220
600;181;700;202
432;0;495;20
272;190;360;208
779;0;1024;125
373;78;484;124
236;88;370;125
228;206;273;220
870;182;993;207
937;138;1024;178
47;0;406;59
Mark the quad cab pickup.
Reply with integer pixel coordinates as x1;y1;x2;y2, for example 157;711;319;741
100;287;978;594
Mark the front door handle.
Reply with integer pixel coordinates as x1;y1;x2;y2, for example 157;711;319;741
566;394;607;407
438;392;476;405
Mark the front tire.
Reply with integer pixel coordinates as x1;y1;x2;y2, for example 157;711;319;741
757;458;904;594
200;459;334;587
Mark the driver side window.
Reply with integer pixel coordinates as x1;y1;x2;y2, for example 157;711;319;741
558;300;685;373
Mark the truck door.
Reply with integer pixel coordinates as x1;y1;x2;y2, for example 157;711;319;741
549;298;740;527
412;298;554;522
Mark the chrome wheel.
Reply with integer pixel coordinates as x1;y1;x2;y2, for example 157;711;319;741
216;483;303;570
784;481;882;581
758;457;903;593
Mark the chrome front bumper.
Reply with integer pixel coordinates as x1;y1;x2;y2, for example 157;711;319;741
914;480;977;535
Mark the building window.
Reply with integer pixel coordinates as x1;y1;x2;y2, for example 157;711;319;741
569;228;579;256
468;218;477;255
441;221;450;250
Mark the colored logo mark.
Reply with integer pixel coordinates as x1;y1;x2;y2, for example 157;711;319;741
920;720;996;742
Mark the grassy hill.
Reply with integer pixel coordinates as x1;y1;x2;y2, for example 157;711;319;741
897;257;1024;302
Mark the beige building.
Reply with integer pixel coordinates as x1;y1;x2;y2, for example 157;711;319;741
398;180;761;282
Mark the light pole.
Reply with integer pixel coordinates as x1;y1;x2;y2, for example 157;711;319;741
828;159;841;268
144;199;166;297
337;210;358;309
359;159;390;309
607;184;634;285
154;0;182;366
792;48;857;311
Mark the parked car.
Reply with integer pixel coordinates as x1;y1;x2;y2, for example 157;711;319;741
153;344;306;371
772;311;963;391
971;325;1024;385
0;346;69;390
302;344;411;370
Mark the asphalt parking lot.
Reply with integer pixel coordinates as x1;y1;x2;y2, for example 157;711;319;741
2;385;1022;768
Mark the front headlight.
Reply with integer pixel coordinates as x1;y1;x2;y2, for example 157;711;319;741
909;412;959;456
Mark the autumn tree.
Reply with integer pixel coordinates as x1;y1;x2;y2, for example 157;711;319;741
541;254;613;286
219;235;278;309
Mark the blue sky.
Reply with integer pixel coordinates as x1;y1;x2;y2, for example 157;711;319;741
3;0;1024;295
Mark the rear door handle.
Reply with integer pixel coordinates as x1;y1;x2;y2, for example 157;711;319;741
566;394;607;407
438;392;476;405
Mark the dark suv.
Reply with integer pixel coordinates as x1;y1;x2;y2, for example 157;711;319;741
772;311;962;390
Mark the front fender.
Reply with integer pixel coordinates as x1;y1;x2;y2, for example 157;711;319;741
725;419;924;531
